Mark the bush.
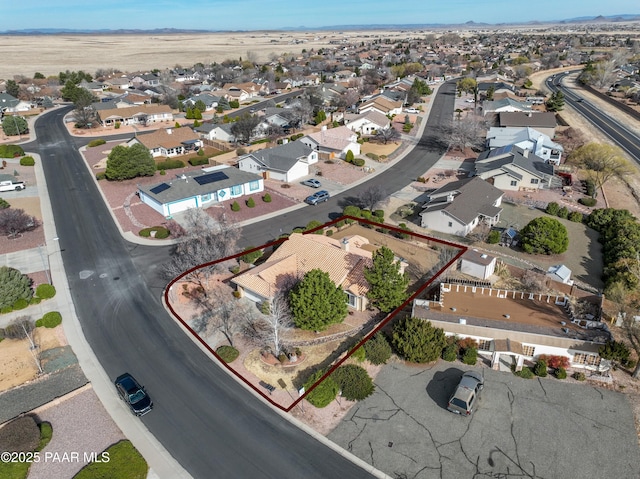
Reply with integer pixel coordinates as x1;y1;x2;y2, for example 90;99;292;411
231;201;241;211
584;179;596;197
262;193;272;203
156;159;185;170
331;364;375;401
326;229;333;236
345;150;354;163
87;139;106;147
0;144;25;158
462;347;478;365
216;345;239;363
568;211;584;222
0;415;40;453
114;121;121;129
442;342;458;361
365;153;379;161
20;156;35;166
246;197;255;208
538;355;570;369
41;311;62;328
520;216;569;255
392;317;446;363
353;158;365;167
578;197;597;207
514;367;535;379
373;209;385;219
487;230;501;244
188;157;210;166
138;226;170;239
241;247;263;264
343;205;362;219
74;440;147;479
533;359;548;377
304;370;339;408
12;298;29;310
0;266;33;310
30;297;41;305
545;202;560;215
304;220;323;232
555;367;567;379
557;206;569;219
351;345;366;362
599;339;631;364
0;197;9;209
364;333;392;365
35;283;56;299
573;371;586;381
95;172;106;181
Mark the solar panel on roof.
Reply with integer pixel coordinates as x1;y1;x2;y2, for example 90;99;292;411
150;183;171;194
194;171;228;185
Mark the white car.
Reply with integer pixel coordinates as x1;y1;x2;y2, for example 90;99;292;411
465;99;475;103
404;108;420;114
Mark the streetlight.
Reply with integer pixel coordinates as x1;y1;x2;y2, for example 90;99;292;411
38;237;60;285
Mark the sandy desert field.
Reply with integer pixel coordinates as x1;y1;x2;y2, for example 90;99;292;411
1;30;411;79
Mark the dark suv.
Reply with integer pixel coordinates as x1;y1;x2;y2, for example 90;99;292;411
304;190;330;205
447;371;484;416
115;373;153;416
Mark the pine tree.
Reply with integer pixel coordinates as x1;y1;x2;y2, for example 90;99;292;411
289;269;348;331
364;246;409;313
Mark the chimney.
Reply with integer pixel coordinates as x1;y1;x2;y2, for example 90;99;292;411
446;193;455;203
341;237;350;252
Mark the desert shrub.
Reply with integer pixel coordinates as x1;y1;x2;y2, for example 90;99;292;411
514;367;535;379
87;139;106;147
331;364;375;401
12;298;29;310
353;158;365;167
236;148;247;156
0;198;9;209
231;201;241;211
30;297;41;305
457;337;477;352
373;209;385;219
487;230;501;244
278;353;288;363
555;367;567;379
95;172;106;181
0;415;40;453
533;359;548;377
246;197;255;208
262;193;272;203
573;371;586;381
41;311;62;328
364;333;392;365
538;355;570;370
578;197;597;207
20;156;36;166
216;345;239;363
557;206;569;219
417;176;427;183
188;157;209;166
0;144;25;158
241;247;263;264
568;211;584;222
304;220;323;233
304;370;339;408
36;283;56;299
0;266;33;310
114;121;121;129
462;347;478;365
336;220;346;228
351;345;366;362
365;153;379;161
545;202;560;215
584;179;596;197
343;205;362;219
156;159;184;170
392;317;446;363
345;150;354;163
442;342;458;362
325;229;333;236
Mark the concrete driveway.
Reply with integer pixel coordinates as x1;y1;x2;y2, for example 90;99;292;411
328;361;640;479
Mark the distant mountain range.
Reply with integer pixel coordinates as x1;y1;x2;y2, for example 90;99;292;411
2;14;640;35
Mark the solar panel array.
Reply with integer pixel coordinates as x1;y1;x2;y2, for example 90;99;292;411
150;183;171;194
194;171;229;185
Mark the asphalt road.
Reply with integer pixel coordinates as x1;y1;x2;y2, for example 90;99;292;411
30;109;378;478
546;72;640;165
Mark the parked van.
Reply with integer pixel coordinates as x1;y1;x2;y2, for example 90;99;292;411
0;179;26;192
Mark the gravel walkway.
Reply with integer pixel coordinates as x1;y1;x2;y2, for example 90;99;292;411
0;365;88;423
28;386;126;479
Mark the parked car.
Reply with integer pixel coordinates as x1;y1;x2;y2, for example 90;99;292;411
304;190;330;205
302;178;322;188
447;371;484;416
0;179;26;192
404;108;420;114
115;373;153;416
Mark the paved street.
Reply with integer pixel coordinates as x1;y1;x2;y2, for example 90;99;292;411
329;361;640;479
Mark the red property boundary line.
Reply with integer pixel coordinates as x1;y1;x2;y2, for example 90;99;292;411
164;215;467;412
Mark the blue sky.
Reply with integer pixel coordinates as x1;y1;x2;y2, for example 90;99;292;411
3;1;637;31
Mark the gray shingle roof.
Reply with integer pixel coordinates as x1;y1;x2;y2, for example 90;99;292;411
244;141;313;173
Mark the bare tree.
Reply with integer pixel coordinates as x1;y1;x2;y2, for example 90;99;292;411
4;317;42;374
567;142;632;194
358;185;387;211
162;209;241;290
375;127;401;144
192;286;251;347
244;292;292;356
230;113;261;144
0;208;40;238
439;115;487;151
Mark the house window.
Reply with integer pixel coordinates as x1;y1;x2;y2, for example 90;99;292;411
573;353;601;366
477;339;491;351
231;185;242;195
510;180;517;186
448;222;453;227
346;292;357;308
530;178;539;184
249;180;260;191
522;345;535;357
201;193;211;202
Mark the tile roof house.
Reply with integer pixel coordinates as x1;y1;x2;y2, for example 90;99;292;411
344;110;391;135
486;127;563;165
474;145;560;191
232;233;379;311
237;141;318;182
96;104;173;127
138;165;263;217
298;126;361;159
419;177;503;237
499;112;557;138
127;127;202;158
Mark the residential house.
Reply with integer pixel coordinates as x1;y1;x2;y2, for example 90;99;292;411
238;141;317;182
0;93;35;113
486;127;563;165
138;166;263;217
344;110;391;135
547;264;573;285
474;145;560;191
359;95;403;116
127;127;202;158
482;98;532;116
194;123;236;143
459;249;497;280
419;177;503;237
103;76;132;90
183;93;221;111
499;112;557;138
96;104;173;127
299;126;361;159
412;282;609;371
232;232;381;311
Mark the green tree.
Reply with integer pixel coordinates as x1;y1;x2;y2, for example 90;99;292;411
546;90;565;112
457;77;477;95
5;80;19;98
105;144;156;181
194;100;207;112
598;340;631;365
289;269;348;331
568;143;632;195
0;266;33;309
345;150;355;163
304;370;339;408
520;217;569;255
314;110;327;124
33;72;45;80
363;333;392;365
364;246;409;313
1;116;28;136
392;317;446;363
331;364;375;401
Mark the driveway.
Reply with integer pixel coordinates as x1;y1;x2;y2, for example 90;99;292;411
329;360;640;479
